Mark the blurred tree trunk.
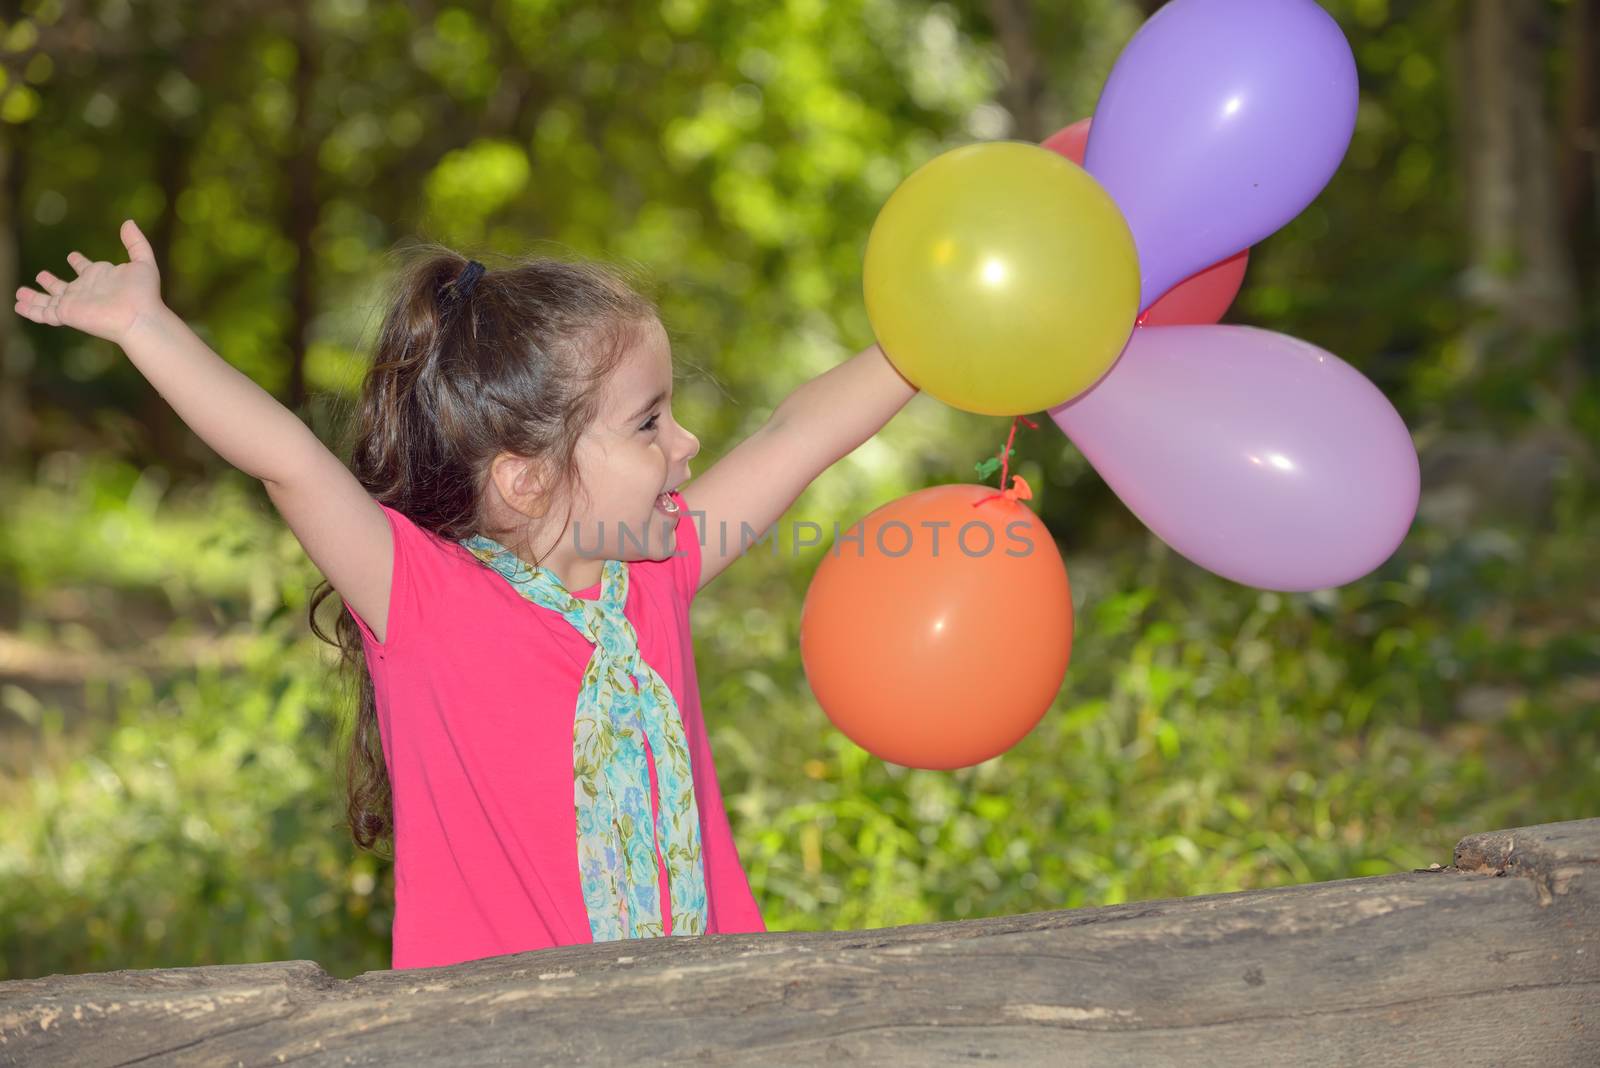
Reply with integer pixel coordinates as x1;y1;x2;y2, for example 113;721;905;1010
988;0;1048;141
284;0;321;418
0;121;30;476
0;0;31;475
0;32;18;631
1459;0;1583;396
1558;0;1598;312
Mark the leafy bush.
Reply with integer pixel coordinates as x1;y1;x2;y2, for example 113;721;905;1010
3;456;1594;978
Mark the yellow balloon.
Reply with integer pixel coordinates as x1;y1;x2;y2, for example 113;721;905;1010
864;141;1140;415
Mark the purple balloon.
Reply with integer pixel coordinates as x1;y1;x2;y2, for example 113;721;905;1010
1049;325;1419;591
1084;0;1359;311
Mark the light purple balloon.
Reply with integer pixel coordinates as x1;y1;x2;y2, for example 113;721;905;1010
1049;325;1419;592
1084;0;1359;311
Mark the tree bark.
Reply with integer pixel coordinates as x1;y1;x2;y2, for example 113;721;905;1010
1558;0;1598;310
0;114;32;474
2;818;1595;1066
987;0;1047;141
1461;0;1582;389
284;0;321;418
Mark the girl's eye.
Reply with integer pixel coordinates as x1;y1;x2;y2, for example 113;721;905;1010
639;413;661;432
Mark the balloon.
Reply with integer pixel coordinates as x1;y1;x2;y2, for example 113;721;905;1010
1082;0;1358;311
1135;250;1248;327
863;141;1139;416
1041;117;1250;326
799;485;1073;769
1039;117;1092;163
1049;325;1419;591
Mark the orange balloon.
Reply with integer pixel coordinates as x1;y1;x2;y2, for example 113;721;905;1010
798;484;1073;770
1041;117;1250;326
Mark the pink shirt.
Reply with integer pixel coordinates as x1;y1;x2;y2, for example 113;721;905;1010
342;491;765;969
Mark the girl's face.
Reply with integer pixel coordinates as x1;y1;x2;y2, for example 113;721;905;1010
567;316;700;566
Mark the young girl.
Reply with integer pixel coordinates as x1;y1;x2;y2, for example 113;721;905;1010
15;220;918;970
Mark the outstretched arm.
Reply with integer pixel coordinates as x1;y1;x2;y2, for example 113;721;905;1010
15;220;397;643
678;343;918;591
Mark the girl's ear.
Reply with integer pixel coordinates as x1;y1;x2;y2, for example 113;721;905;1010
491;451;554;518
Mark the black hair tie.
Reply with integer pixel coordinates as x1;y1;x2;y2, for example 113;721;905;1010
446;260;486;302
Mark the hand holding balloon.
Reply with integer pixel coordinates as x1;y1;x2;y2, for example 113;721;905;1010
816;0;1407;774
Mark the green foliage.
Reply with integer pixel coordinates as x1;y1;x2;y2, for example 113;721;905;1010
2;456;1594;978
1;463;394;979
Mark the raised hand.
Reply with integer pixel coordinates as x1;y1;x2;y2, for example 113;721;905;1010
14;219;163;346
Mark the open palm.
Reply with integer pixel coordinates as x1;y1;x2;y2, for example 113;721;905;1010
13;219;163;346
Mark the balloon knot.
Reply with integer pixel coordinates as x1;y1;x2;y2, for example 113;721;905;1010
972;474;1033;508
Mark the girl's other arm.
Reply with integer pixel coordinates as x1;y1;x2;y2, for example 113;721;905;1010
15;220;395;641
678;343;917;592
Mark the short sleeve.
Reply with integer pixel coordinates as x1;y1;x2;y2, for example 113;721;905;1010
666;489;703;603
340;501;415;660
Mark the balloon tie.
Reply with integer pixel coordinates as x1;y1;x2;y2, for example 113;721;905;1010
973;415;1038;508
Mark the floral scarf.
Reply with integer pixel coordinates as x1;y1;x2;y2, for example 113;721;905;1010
459;536;709;941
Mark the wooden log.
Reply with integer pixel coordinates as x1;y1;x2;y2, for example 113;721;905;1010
2;818;1596;1066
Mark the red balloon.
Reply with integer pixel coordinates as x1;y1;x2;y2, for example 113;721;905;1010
1041;118;1250;325
1040;117;1092;163
1134;248;1249;326
798;485;1073;770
